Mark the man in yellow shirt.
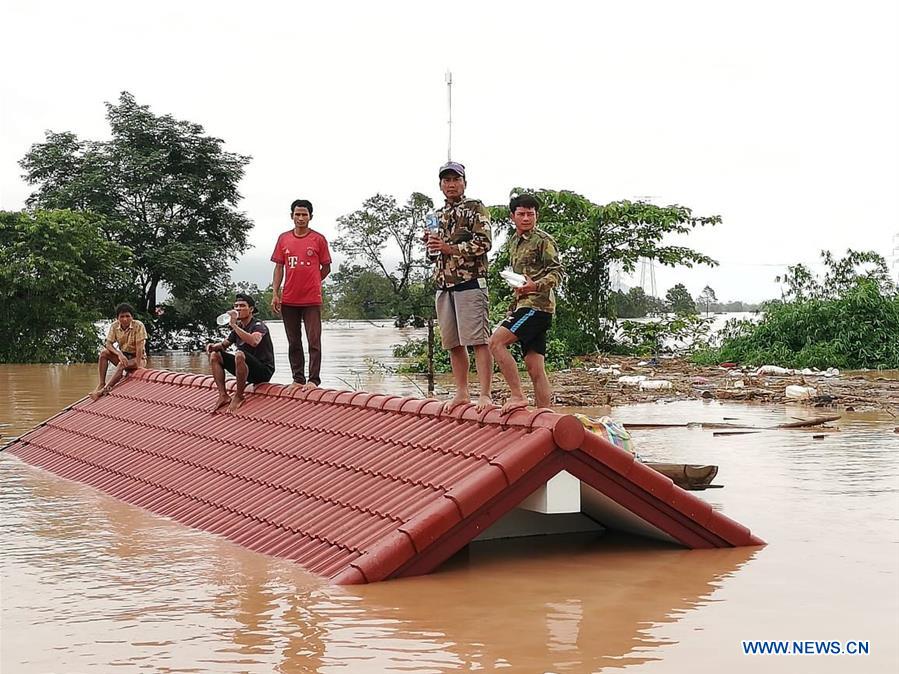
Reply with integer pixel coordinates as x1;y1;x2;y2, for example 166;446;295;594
90;303;147;400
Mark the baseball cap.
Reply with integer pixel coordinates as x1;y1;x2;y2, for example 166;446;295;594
438;161;466;178
234;292;257;312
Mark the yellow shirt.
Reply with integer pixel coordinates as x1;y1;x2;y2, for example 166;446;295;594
106;319;148;356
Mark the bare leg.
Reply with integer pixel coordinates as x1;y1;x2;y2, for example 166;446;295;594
228;351;248;412
96;349;111;387
90;349;117;400
525;351;552;409
489;328;528;413
445;345;472;411
104;361;129;391
472;343;494;411
208;351;231;411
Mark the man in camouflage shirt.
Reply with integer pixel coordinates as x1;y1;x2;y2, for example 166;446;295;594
426;161;494;411
489;193;563;411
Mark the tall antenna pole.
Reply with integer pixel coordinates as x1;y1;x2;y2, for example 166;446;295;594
445;70;453;161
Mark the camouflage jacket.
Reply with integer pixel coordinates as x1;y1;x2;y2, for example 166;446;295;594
509;228;563;314
432;197;492;288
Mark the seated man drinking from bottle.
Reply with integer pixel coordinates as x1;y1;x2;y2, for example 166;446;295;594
205;293;276;413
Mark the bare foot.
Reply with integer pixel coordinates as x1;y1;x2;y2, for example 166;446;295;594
444;396;471;413
500;398;529;414
475;394;494;412
287;381;305;389
301;382;318;391
211;395;231;413
89;386;112;401
227;395;245;413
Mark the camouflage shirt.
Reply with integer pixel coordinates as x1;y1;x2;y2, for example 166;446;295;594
509;228;563;314
432;197;492;288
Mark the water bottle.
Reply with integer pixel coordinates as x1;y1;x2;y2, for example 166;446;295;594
425;211;440;260
216;310;236;326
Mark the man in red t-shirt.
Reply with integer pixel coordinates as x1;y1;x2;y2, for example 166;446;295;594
271;199;332;388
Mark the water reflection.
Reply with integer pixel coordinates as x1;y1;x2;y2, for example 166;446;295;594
1;457;757;673
333;536;758;673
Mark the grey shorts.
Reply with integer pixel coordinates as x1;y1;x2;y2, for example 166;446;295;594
436;287;490;349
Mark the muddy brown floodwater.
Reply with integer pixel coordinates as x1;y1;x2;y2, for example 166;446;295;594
2;321;897;673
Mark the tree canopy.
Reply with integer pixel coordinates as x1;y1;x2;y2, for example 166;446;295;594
0;210;132;362
695;250;899;369
488;190;718;352
666;283;697;315
333;192;435;324
697;285;718;315
20;91;253;319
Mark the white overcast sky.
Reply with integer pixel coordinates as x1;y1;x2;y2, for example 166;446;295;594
2;0;897;302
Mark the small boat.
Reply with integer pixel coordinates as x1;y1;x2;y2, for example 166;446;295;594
645;463;721;490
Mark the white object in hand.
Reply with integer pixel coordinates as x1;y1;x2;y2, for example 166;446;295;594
500;269;527;288
425;211;440;260
216;311;235;326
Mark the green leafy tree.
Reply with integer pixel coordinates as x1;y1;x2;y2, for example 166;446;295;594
487;190;718;354
0;210;132;362
697;285;718;315
20;92;253;322
329;263;400;318
694;250;899;369
666;283;697;315
619;313;712;357
334;192;435;324
776;249;895;300
609;287;666;318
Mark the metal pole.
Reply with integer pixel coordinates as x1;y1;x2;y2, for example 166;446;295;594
427;316;435;396
446;70;453;161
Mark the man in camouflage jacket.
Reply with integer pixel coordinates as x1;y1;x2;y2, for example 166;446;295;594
426;161;494;410
489;193;563;411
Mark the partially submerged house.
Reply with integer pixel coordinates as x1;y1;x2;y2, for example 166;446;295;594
4;369;763;584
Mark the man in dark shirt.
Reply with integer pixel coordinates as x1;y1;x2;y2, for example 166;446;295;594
205;293;276;412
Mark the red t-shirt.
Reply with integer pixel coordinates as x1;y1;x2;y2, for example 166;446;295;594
271;229;332;306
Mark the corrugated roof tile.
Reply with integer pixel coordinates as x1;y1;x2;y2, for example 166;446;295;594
4;368;763;583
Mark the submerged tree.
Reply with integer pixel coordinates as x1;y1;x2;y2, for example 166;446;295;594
666;283;697;315
697;285;718;315
695;250;899;369
333;192;435;323
328;264;401;319
0;210;132;363
20;92;253;317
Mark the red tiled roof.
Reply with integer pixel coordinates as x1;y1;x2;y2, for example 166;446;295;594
5;369;763;583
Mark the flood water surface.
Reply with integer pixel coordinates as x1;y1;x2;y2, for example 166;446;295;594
2;322;898;673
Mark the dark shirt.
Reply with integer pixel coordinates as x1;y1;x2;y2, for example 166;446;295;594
227;317;275;372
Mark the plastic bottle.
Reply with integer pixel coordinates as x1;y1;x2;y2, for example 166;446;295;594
216;310;236;326
425;211;440;260
785;384;817;400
